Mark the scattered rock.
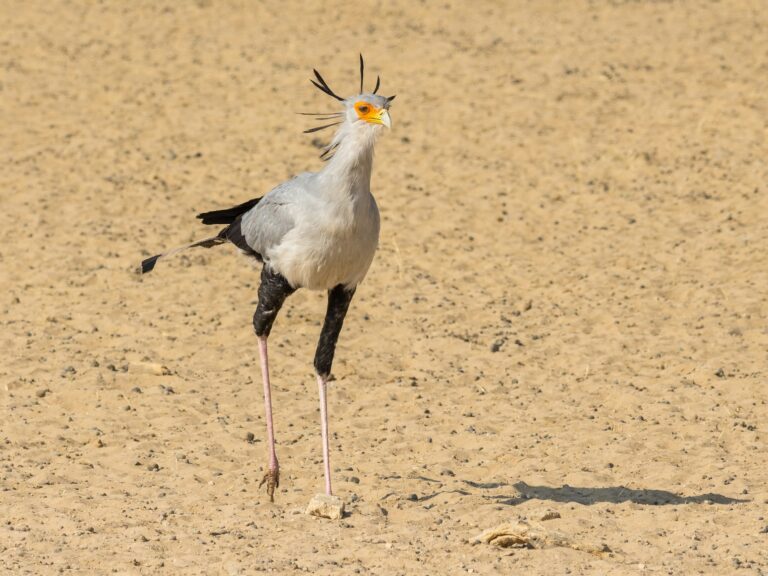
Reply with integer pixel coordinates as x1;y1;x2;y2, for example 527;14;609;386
474;521;610;557
306;494;345;520
36;389;50;398
147;463;160;472
245;432;255;443
540;510;561;521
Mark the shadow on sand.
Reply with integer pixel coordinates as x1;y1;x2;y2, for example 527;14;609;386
483;481;749;506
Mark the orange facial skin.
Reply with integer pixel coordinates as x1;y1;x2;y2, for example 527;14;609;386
354;101;387;125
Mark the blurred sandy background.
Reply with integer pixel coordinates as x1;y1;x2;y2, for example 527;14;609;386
2;0;768;574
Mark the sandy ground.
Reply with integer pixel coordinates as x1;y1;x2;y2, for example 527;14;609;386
2;1;768;574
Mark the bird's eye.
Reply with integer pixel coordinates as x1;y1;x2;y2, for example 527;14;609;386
358;105;370;114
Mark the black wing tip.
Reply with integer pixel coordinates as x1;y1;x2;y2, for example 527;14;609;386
197;197;261;225
140;255;160;274
197;213;222;225
197;211;230;225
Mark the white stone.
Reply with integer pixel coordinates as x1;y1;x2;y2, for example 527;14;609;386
305;494;345;520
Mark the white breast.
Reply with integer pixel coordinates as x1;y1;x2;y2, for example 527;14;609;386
267;192;380;290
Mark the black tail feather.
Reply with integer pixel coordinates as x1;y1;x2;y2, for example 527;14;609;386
138;235;227;275
197;197;261;225
141;197;262;275
141;254;161;274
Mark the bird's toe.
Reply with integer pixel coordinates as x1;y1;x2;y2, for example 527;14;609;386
259;468;280;502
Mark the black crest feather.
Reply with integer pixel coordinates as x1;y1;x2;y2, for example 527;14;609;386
311;69;344;101
303;122;342;134
359;53;365;94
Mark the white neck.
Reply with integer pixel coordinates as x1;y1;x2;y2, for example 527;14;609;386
318;124;378;198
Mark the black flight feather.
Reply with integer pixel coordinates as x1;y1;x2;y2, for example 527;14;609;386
197;197;261;225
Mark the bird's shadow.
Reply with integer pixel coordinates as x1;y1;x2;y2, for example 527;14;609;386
483;481;748;506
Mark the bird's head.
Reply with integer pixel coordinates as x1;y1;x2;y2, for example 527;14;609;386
302;55;395;160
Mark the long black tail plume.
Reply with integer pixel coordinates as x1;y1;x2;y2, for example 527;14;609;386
139;234;227;274
140;196;262;274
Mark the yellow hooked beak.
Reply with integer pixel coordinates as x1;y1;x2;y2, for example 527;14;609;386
374;108;392;129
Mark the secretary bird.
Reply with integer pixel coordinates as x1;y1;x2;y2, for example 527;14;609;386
139;56;394;503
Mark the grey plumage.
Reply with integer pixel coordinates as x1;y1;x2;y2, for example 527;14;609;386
239;177;302;263
138;56;395;501
142;93;392;293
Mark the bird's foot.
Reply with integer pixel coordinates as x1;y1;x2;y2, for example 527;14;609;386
259;467;280;502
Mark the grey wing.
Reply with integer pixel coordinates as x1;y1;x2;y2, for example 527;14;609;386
239;174;311;257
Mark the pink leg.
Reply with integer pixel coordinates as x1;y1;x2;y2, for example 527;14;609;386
257;336;279;501
317;374;333;495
